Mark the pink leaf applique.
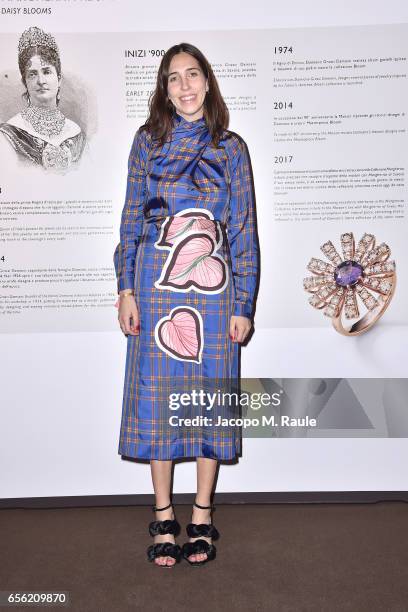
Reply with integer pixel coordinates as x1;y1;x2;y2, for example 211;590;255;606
155;208;221;250
154;306;203;363
155;233;228;294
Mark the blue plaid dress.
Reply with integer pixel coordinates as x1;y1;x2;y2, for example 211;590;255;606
114;113;259;460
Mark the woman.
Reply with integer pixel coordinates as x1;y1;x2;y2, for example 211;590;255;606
114;43;259;568
0;26;86;172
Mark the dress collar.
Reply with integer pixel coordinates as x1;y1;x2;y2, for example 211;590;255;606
171;112;208;140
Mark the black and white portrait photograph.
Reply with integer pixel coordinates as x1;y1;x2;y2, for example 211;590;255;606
0;26;90;173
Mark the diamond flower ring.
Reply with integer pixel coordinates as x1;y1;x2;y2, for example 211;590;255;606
304;233;396;335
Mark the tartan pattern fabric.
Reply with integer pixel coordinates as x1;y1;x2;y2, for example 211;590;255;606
114;113;259;460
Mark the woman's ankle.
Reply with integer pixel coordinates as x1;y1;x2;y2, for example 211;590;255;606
194;497;212;508
154;500;172;511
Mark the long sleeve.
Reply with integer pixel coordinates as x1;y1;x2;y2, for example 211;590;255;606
114;127;149;293
227;137;259;319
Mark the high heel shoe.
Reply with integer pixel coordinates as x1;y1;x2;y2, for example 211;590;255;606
146;502;182;568
181;501;219;567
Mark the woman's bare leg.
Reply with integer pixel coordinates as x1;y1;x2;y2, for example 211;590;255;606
188;457;218;563
150;459;175;566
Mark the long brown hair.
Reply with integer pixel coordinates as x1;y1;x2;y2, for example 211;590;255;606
143;43;229;147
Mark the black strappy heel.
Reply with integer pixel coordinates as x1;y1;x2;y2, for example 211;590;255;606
146;502;182;567
181;501;219;566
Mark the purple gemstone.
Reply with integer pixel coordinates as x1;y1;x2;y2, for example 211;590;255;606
334;260;363;287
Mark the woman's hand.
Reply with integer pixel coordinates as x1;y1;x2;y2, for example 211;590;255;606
118;291;140;336
229;315;252;343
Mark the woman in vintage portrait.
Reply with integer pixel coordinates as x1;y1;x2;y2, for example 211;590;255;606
114;42;259;568
0;26;86;172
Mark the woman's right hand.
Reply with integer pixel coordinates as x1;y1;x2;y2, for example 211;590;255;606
118;292;140;336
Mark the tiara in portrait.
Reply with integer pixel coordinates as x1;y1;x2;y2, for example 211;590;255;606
18;26;59;57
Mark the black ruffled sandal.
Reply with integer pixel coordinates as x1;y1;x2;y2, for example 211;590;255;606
146;502;182;568
181;501;219;567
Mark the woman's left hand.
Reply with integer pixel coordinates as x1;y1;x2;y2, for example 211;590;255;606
229;315;252;343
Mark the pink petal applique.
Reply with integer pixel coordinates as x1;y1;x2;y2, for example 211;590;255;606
154;306;203;363
155;233;228;293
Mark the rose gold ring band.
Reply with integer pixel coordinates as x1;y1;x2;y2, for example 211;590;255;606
332;273;397;336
